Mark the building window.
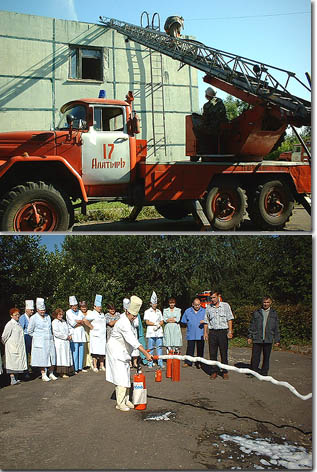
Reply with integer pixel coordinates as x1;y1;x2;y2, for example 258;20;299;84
69;46;103;81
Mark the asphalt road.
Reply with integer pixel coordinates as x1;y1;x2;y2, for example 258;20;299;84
72;205;311;233
0;345;312;470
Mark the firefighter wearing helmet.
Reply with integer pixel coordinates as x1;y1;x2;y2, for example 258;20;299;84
192;86;228;152
164;16;184;37
202;87;227;134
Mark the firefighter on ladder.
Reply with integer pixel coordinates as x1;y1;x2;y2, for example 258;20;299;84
106;296;153;411
164;16;184;37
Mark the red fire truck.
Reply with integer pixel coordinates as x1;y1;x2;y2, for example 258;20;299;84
0;16;311;232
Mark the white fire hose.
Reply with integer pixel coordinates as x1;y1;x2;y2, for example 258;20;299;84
158;355;312;401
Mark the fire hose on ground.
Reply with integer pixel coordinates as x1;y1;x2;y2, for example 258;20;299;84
151;354;312;401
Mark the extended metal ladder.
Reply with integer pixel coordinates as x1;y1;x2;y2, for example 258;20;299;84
99;16;311;124
141;12;167;157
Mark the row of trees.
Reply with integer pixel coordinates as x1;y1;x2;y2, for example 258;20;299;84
0;235;311;331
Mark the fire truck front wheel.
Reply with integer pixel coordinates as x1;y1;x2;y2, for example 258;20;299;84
205;184;247;230
249;180;294;230
0;181;71;232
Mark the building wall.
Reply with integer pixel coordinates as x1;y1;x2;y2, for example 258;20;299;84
0;11;199;162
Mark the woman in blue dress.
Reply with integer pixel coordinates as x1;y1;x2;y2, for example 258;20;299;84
163;297;183;352
27;298;57;382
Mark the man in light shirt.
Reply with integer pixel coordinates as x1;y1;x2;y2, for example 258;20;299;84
204;290;234;380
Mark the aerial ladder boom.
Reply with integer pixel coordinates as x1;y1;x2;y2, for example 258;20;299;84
99;16;311;127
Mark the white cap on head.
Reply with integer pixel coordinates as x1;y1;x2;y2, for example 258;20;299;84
150;291;157;304
94;294;102;307
36;297;45;311
25;300;34;310
123;298;130;311
205;86;216;97
69;295;78;305
128;296;142;316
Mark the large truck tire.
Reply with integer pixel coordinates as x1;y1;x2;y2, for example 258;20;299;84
155;202;190;220
0;181;71;232
248;180;294;230
205;183;247;230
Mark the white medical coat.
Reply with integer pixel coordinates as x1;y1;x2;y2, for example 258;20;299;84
52;319;73;367
28;312;56;367
85;310;107;355
144;307;163;337
2;319;27;372
106;314;140;387
66;309;86;343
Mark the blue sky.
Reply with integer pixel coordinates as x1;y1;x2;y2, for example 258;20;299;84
0;0;311;105
40;235;65;252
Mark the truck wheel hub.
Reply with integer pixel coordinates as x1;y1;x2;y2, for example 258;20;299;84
14;201;57;231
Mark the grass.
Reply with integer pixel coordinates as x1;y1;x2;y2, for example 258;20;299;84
230;336;312;350
74;201;161;223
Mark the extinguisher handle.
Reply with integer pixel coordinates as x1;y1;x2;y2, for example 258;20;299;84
146;350;159;363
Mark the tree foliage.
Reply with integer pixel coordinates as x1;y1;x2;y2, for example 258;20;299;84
0;235;312;339
223;95;249;120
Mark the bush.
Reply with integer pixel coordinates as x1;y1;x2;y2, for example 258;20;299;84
233;303;312;345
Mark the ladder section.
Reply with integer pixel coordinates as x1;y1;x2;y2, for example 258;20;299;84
99;16;311;124
141;12;167;157
148;49;167;157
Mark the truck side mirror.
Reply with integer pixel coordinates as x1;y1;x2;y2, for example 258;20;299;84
132;113;141;134
66;114;74;140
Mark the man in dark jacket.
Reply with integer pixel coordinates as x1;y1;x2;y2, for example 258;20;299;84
248;296;280;376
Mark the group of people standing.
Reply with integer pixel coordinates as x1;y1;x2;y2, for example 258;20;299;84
1;290;280;410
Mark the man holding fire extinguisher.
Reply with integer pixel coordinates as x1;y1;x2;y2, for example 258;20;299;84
106;296;153;412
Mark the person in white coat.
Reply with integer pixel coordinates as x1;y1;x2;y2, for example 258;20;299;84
83;294;107;372
1;308;27;385
28;298;57;382
79;301;93;370
66;296;87;374
52;308;74;378
106;295;153;411
144;291;164;368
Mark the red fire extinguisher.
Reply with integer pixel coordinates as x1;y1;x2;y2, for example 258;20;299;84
155;368;162;382
166;350;173;378
172;351;180;382
133;369;147;410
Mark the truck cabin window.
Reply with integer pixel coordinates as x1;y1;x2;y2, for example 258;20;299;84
94;107;124;132
56;105;87;130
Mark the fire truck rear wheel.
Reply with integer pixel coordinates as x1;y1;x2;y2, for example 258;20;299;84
154;202;190;220
0;181;71;232
205;185;247;230
249;180;294;230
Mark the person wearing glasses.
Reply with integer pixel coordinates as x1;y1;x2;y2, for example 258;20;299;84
181;298;205;369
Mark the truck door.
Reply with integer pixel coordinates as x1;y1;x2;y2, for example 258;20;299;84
81;106;130;185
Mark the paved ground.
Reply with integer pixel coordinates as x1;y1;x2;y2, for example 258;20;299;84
0;346;312;470
72;205;311;232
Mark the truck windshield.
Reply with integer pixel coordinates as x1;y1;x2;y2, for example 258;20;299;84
56;105;87;130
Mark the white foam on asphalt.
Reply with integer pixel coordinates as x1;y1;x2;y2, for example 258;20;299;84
220;434;312;469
